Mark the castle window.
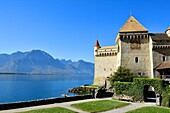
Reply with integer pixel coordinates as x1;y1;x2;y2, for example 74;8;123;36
163;56;166;61
135;57;138;63
104;68;106;71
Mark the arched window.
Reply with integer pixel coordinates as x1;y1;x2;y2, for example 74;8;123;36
135;57;138;63
163;56;166;61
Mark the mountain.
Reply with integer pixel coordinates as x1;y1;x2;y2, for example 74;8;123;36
0;50;94;75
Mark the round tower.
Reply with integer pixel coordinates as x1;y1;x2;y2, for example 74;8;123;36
94;40;100;56
165;26;170;37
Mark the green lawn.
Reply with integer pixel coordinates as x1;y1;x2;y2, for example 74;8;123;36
90;84;99;88
71;100;130;112
19;107;77;113
126;106;170;113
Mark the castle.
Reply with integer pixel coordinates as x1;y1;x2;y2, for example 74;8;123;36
94;16;170;86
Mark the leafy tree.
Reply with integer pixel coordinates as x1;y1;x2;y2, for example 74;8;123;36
108;66;134;86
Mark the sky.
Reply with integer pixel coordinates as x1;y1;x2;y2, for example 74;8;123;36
0;0;170;62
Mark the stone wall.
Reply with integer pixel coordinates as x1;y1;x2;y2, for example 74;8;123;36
120;36;152;77
0;95;92;110
94;55;117;86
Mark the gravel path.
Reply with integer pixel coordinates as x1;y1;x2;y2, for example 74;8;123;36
0;98;156;113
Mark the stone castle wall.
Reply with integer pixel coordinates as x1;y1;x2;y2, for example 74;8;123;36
94;55;117;86
120;36;152;77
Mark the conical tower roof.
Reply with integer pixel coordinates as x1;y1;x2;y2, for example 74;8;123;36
119;16;148;33
94;40;100;47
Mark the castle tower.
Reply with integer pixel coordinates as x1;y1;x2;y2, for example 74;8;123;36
165;26;170;37
117;16;152;77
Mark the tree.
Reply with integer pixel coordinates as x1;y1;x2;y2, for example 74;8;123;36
108;66;134;86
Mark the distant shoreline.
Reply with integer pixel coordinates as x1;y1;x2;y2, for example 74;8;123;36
0;72;93;76
0;72;28;75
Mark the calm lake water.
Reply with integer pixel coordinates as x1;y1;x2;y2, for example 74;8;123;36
0;74;93;104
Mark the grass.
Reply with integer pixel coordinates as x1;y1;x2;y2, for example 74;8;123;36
71;100;130;112
126;106;170;113
90;84;99;88
19;107;77;113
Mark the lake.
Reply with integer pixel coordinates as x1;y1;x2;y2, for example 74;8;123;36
0;74;93;104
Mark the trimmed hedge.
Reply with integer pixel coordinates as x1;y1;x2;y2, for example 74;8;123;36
133;78;165;101
114;78;168;104
162;85;170;107
114;82;134;96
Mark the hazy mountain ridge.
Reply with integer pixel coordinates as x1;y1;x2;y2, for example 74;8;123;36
0;50;94;75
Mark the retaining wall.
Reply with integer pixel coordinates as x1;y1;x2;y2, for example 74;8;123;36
0;95;92;110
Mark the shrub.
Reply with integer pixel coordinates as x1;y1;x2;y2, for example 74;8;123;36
68;86;96;95
108;66;134;86
162;85;170;107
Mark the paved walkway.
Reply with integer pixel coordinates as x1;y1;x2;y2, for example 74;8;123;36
102;102;156;113
0;98;156;113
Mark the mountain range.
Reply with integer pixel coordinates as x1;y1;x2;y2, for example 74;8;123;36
0;50;94;75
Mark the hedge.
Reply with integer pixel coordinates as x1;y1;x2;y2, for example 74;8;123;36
114;82;134;96
114;78;168;104
162;85;170;107
133;78;165;101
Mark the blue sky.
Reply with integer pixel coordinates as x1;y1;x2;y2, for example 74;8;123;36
0;0;169;62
